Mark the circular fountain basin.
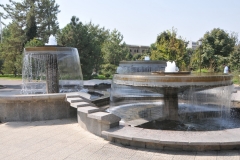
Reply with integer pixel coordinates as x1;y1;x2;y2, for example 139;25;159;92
113;73;233;93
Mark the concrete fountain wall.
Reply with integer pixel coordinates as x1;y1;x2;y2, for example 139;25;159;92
0;91;109;122
0;94;74;122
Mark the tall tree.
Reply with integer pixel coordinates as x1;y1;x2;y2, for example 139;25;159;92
229;44;240;72
101;29;130;75
26;0;37;41
150;28;187;70
57;16;101;79
199;28;237;71
1;0;60;43
36;0;60;42
0;0;60;75
0;22;24;76
85;22;109;73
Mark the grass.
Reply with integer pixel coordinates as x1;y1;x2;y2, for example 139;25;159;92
91;74;113;80
0;74;22;80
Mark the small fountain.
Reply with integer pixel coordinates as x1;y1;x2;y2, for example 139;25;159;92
22;35;83;94
0;35;108;122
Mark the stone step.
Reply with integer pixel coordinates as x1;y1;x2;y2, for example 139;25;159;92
66;93;81;98
71;102;95;108
77;106;100;114
88;112;121;125
67;97;85;103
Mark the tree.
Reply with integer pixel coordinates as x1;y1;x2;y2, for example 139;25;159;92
85;22;109;73
229;44;240;72
150;28;187;70
26;0;37;42
57;16;102;79
200;28;237;71
0;22;24;76
36;0;60;42
184;48;194;70
1;0;60;43
0;0;60;76
101;29;130;75
25;38;44;47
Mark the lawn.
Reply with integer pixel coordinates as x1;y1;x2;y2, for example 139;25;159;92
0;74;22;80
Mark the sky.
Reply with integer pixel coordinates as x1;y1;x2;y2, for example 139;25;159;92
1;0;240;46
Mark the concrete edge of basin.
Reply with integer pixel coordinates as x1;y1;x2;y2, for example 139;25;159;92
102;125;240;151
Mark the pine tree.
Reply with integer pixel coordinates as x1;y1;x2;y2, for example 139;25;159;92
1;0;60;43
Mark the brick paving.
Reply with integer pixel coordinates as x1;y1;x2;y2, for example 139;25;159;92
0;118;240;160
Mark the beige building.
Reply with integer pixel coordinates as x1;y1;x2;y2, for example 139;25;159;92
126;44;150;55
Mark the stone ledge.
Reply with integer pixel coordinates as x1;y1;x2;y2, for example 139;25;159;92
102;126;240;151
0;93;66;103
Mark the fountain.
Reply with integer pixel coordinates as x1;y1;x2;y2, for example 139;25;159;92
0;36;109;122
100;61;240;151
109;61;233;129
22;37;83;94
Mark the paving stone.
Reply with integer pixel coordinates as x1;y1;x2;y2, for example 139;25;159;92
129;151;154;160
195;151;217;160
217;150;239;160
1;119;240;160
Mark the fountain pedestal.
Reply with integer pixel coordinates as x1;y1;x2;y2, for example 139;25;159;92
46;54;59;93
163;87;179;120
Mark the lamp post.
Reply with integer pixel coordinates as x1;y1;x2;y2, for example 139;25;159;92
198;39;202;73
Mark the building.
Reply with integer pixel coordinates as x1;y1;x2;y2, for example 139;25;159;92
126;44;150;55
186;41;198;50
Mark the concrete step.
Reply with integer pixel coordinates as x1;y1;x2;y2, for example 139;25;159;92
71;101;95;108
66;93;81;98
67;97;85;103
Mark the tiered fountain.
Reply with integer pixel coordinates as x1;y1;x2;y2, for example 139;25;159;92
101;61;240;151
109;60;236;129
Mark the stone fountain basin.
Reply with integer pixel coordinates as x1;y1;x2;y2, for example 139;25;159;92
113;73;233;94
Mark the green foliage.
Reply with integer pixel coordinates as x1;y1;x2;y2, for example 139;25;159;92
101;63;117;76
101;29;130;75
0;0;60;76
25;38;44;47
1;0;60;43
229;44;240;72
0;22;24;76
150;28;187;70
57;16;107;80
132;53;143;61
36;0;60;42
85;22;110;73
199;28;236;71
25;0;37;42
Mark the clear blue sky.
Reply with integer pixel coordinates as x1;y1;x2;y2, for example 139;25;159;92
1;0;240;45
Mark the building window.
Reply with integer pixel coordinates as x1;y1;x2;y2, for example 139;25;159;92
130;49;132;52
137;50;138;53
142;50;145;53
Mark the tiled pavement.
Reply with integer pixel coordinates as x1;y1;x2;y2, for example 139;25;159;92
0;118;240;160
